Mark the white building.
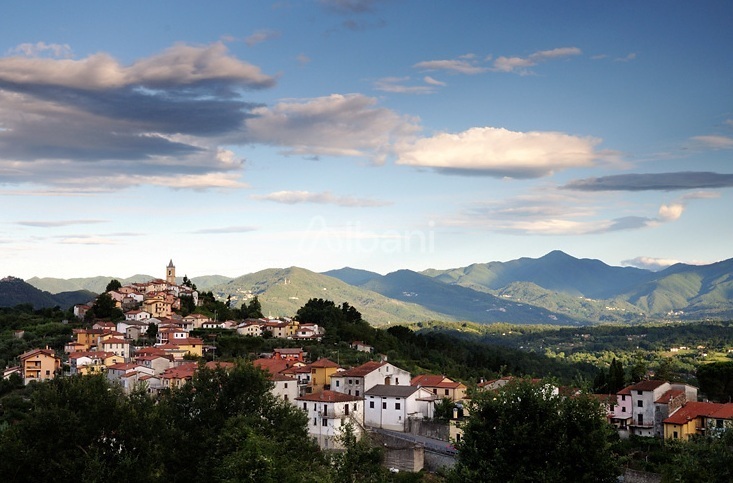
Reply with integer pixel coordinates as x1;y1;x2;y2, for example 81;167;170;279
296;390;365;450
269;373;299;404
331;360;411;397
364;385;436;432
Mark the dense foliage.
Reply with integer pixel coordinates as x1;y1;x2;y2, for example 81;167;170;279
450;379;620;482
0;363;331;482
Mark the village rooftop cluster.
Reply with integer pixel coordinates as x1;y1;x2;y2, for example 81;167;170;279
5;261;733;472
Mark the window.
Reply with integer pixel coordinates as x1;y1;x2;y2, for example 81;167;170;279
348;379;353;384
383;402;387;410
637;390;643;396
638;414;644;425
284;383;288;388
637;400;643;408
445;389;450;396
395;402;401;410
370;401;374;409
621;395;626;401
356;380;360;385
303;403;307;410
313;418;317;426
673;431;678;439
622;407;626;413
353;403;357;411
322;418;328;426
335;380;340;387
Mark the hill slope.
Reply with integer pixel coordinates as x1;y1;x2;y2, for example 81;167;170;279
359;269;577;325
208;267;454;326
423;250;654;299
0;277;95;310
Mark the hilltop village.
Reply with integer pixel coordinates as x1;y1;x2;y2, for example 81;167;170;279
5;261;733;480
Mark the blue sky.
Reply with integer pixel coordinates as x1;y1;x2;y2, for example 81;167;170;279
1;1;731;279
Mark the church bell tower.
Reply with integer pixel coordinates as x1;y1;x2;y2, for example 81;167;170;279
166;259;176;285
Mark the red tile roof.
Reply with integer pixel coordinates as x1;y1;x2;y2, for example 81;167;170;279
338;361;386;377
709;403;733;420
629;380;668;392
664;402;722;425
310;358;340;369
656;389;684;404
253;358;290;375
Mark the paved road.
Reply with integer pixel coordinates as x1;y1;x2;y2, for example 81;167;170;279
372;428;457;456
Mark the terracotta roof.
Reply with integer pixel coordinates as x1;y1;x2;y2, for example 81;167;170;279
411;374;447;387
338;361;386;377
297;390;363;402
656;389;684;404
664;402;723;425
274;348;304;354
269;373;297;382
629;380;668;392
412;374;465;389
310;358;340;369
709;403;733;420
20;348;57;360
253;358;290;375
617;386;632;395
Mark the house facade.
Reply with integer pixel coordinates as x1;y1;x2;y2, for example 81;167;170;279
297;390;365;450
364;385;436;432
20;348;61;385
331;361;411;398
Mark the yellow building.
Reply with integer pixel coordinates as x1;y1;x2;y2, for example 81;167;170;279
663;402;723;441
20;348;61;385
309;358;341;392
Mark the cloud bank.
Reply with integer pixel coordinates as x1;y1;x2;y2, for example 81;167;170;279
395;127;600;178
0;43;274;190
563;172;733;191
254;190;390;207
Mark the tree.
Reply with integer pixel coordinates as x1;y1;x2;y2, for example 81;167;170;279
246;296;263;319
90;293;124;321
450;378;620;483
434;397;455;422
330;422;387;483
105;279;122;293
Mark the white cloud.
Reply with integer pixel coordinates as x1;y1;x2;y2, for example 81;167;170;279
253;190;390;207
7;42;73;58
245;30;281;46
658;202;684;221
373;76;437;94
443;186;699;236
297;54;312;64
244;94;420;163
0;42;274;90
621;256;685;271
412;59;487;75
492;47;581;75
395;127;600;178
15;219;106;228
692;135;733;149
423;76;446;86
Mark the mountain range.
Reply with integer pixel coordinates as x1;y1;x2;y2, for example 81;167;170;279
14;250;733;325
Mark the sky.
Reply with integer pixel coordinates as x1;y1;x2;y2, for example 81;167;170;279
1;0;732;279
